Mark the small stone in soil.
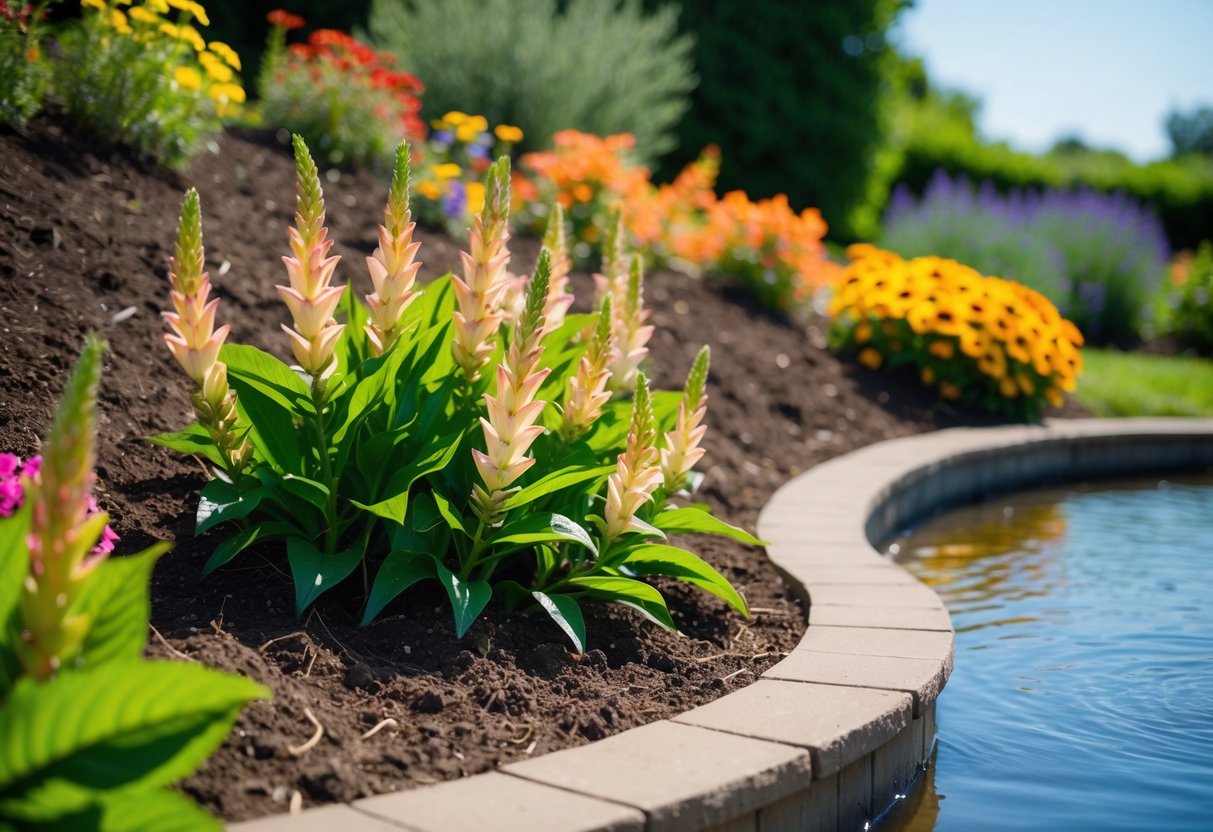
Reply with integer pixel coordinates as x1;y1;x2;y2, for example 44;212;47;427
414;691;445;714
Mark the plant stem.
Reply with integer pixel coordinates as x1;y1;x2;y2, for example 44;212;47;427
311;380;339;553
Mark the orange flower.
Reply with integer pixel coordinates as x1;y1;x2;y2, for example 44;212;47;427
267;8;304;29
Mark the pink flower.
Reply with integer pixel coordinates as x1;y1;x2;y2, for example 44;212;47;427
1;452;117;554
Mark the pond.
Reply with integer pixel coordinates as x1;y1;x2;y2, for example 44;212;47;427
876;474;1213;832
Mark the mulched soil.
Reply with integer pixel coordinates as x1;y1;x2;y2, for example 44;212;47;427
0;118;1085;821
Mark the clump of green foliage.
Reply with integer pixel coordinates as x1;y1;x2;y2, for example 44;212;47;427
0;335;267;831
1163;242;1213;352
0;1;52;129
366;0;695;164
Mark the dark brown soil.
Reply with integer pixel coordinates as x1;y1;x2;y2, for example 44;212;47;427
0;118;1085;821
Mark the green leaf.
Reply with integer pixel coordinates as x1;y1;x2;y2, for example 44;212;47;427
499;465;614;511
230;382;305;474
567;576;676;630
388;492;448;552
0;661;266;822
652;506;765;546
491;513;597;557
278;474;330;512
285;537;364;617
360;550;436;626
430;489;468;537
352;431;463;524
202;521;294;577
532;592;586;653
0;508;31;698
76;543;171;668
221;344;311;411
195;480;263;535
432;560;491;639
147;423;225;468
621;544;750;617
94;788;220;832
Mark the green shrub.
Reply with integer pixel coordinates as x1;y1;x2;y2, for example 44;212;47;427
366;0;695;165
655;0;905;242
1164;242;1213;351
0;1;52;129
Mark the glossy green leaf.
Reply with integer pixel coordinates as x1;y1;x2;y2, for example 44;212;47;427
231;382;305;474
0;661;266;822
567;575;676;630
146;423;225;468
620;544;749;617
285;537;364;618
360;550;436;626
278;474;330;512
353;431;463;524
195;480;263;535
652;506;765;546
0;508;30;698
76;542;171;667
491;513;597;556
432;560;491;639
94;787;220;832
430;489;468;537
532;592;586;653
499;465;614;511
221;344;311;411
202;521;294;577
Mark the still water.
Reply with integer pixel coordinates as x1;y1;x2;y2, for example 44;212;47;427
877;475;1213;832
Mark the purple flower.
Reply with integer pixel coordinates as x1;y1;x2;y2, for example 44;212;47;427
0;452;118;553
466;142;488;159
442;179;466;220
431;129;453;147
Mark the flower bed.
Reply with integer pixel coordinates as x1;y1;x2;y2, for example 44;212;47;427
0;120;1074;823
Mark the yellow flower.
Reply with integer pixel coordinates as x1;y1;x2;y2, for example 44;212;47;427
858;347;882;370
854;321;872;344
129;5;158;23
146;0;169;11
1015;372;1035;396
455;123;481;143
416;180;442;201
208;82;245;103
442;111;468;125
208;40;241;69
1045;386;1065;408
958;327;989;359
494;124;523;143
976;343;1008;380
939;382;961;401
199;52;232;81
432;163;461;180
998;376;1019;398
465;181;486;215
928;339;955;360
174;65;202;89
109;9;132;33
82;0;106;10
167;0;207;23
159;22;180;38
179;23;206;51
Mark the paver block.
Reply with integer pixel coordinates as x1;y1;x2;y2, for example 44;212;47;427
704;814;758;832
504;721;811;832
762;651;948;717
356;772;643;832
794;626;954;666
756;778;838;832
228;804;406;832
765;541;894;569
871;722;922;816
920;699;938;762
808;604;953;632
672;680;910;779
791;565;920;585
807;583;945;610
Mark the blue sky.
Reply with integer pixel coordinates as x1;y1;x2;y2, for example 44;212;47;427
892;0;1213;161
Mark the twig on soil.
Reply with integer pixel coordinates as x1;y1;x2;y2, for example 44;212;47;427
287;707;325;757
149;624;198;663
360;718;400;740
506;724;534;745
481;689;501;713
289;790;303;815
524;739;538;755
751;651;787;662
257;631;309;653
720;667;752;684
303;648;318;677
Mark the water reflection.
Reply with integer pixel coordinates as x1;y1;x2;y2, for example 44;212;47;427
877;474;1213;832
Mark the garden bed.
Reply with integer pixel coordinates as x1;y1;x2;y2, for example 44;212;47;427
0;119;1078;822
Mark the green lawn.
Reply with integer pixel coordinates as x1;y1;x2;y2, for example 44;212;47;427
1076;349;1213;417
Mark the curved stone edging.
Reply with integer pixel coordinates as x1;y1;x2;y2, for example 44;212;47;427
230;417;1213;832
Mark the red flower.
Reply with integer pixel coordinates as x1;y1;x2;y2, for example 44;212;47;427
267;9;305;30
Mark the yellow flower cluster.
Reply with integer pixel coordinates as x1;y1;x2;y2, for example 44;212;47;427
412;112;523;226
830;245;1084;418
85;0;245;117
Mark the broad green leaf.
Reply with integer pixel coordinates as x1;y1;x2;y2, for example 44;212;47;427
491;513;597;557
567;576;676;630
195;480;263;535
653;506;765;546
332;341;407;446
231;383;306;474
0;508;31;698
95;787;220;832
147;424;225;468
278;474;330;512
76;543;171;667
432;560;491;639
286;537;364;618
352;431;463;524
532;592;586;653
499;465;614;511
202;521;295;577
354;424;412;494
360;550;436;626
221;344;311;412
0;661;266;821
335;282;370;375
430;489;468;538
389;492;448;552
621;544;750;617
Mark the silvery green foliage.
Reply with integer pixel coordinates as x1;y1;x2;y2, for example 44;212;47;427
366;0;695;164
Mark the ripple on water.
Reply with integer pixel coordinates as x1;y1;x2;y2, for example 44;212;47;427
878;475;1213;832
